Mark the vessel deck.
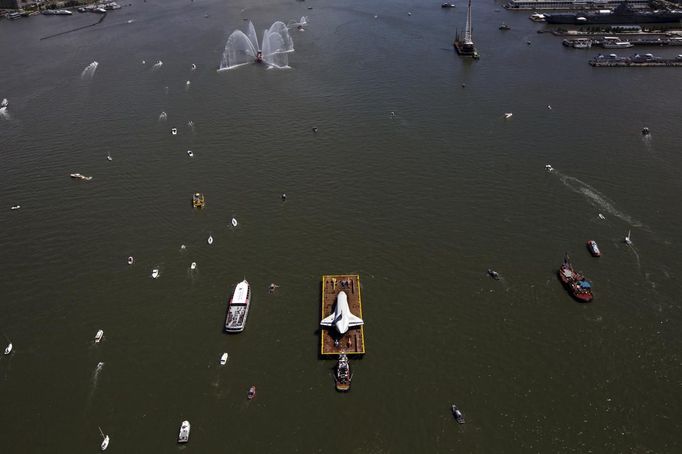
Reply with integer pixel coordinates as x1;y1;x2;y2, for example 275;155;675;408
320;274;365;356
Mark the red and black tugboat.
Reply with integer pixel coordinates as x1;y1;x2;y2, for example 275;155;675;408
255;51;263;63
558;254;593;302
586;240;601;257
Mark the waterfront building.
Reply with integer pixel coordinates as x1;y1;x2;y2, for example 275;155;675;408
505;0;649;10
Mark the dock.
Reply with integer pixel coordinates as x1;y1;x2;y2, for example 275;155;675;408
320;274;366;356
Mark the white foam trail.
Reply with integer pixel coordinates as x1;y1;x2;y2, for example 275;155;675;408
80;61;99;79
158;111;167;122
152;60;163;70
0;107;9;120
556;172;644;228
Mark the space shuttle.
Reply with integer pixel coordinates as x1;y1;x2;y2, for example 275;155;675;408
320;291;364;335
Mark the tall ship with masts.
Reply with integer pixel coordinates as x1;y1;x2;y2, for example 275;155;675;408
224;280;252;333
454;0;479;58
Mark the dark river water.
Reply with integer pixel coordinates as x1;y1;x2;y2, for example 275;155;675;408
1;0;681;452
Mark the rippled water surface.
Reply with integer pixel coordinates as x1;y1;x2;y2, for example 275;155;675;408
1;1;681;452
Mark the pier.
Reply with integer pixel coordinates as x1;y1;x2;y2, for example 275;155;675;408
589;54;682;66
320;274;366;356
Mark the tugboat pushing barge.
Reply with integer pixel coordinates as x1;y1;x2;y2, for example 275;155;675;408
558;254;593;302
334;353;352;392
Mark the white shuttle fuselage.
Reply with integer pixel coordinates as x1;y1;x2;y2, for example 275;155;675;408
320;291;363;334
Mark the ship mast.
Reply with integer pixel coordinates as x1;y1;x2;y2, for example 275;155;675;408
464;0;473;46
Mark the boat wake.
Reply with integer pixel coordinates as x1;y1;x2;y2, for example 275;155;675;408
158;111;167;122
86;362;104;409
0;106;9;120
80;61;99;79
555;172;644;228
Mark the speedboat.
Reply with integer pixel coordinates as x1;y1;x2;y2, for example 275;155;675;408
441;3;455;7
586;240;601;257
624;230;632;245
10;205;21;210
192;192;205;208
598;213;606;220
247;385;256;400
335;353;352;391
98;427;109;451
190;262;197;270
487;268;500;280
220;353;228;365
545;164;554;172
171;128;178;135
151;268;160;279
187;150;194;158
70;173;93;181
106;153;112;161
451;404;465;424
4;342;12;355
207;235;214;245
504;112;513;119
177;420;190;443
94;329;104;343
231;217;238;227
127;256;134;265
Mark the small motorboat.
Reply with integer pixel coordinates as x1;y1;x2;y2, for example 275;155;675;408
0;98;7;108
641;127;650;136
106;153;112;162
99;427;109;451
187;150;194;158
504;112;513;119
451;404;465;424
192;192;205;208
625;230;632;245
441;2;455;7
186;80;191;86
10;205;21;210
94;329;104;343
545;164;554;172
220;353;228;365
499;23;511;30
312;127;318;133
487;269;500;280
177;420;190;443
231;217;238;227
598;213;606;220
335;353;352;392
586;240;601;257
190;262;197;270
70;173;93;181
4;342;12;355
281;193;287;201
151;268;160;279
171;128;178;135
207;235;214;245
127;256;134;265
191;63;197;70
247;385;256;400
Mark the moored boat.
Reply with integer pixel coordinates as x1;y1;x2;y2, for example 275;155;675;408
177;420;190;443
558;254;593;302
451;404;465;424
335;353;352;391
224;280;251;333
247;385;256;400
586;240;601;257
94;329;104;343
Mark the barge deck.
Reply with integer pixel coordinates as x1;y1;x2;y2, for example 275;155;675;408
320;274;366;356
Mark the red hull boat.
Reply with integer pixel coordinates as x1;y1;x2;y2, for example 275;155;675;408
586;240;601;257
558;254;593;302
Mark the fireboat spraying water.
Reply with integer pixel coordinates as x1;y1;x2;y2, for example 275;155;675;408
218;20;294;71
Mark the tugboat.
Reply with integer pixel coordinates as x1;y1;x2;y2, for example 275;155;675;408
451;404;465;424
558;254;593;302
247;385;256;400
334;353;352;392
255;51;263;63
192;192;205;208
177;420;190;443
586;240;601;257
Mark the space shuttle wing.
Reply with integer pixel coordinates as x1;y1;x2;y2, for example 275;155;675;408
347;313;364;327
320;313;336;326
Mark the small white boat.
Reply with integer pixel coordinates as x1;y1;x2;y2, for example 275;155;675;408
191;63;197;70
1;98;7;108
70;173;93;181
10;205;21;210
186;80;191;86
151;268;160;279
99;427;109;451
180;244;187;250
504;112;513;119
171;128;178;135
178;420;190;443
187;150;194;158
94;329;104;343
106;153;112;161
598;213;606;220
4;342;12;355
208;235;214;245
545;164;554;172
231;217;238;227
220;352;228;365
190;262;197;270
625;230;632;245
127;256;134;265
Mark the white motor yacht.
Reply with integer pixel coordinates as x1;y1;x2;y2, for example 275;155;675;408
94;329;104;343
151;268;160;279
220;353;228;365
4;342;12;355
178;420;190;443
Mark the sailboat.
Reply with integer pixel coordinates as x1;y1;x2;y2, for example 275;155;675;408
99;427;109;451
624;230;632;245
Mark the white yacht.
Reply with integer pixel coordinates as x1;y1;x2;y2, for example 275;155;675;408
151;268;160;279
220;353;228;365
231;217;238;227
224;280;251;333
207;235;214;245
94;329;104;343
4;342;12;355
178;420;190;443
